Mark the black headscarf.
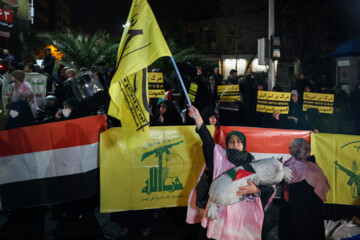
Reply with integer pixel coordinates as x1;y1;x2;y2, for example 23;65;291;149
304;108;320;131
201;108;215;125
161;100;183;126
5;101;35;130
62;98;82;120
225;131;254;166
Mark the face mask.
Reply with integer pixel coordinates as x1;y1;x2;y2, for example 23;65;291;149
9;110;19;118
62;108;71;118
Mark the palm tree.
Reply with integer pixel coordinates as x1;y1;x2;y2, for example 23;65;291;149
37;29;119;70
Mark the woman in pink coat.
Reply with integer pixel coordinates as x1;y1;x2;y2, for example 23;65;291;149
186;105;274;240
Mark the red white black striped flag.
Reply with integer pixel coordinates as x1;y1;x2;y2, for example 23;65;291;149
0;115;107;210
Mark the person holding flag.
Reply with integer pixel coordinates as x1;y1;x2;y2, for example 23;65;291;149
186;105;274;240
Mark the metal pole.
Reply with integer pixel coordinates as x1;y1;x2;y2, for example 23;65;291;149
170;56;196;117
268;0;275;91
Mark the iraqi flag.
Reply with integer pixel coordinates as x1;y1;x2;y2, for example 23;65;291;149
0;115;107;210
214;126;311;162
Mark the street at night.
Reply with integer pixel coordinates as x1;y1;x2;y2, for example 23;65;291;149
0;0;360;239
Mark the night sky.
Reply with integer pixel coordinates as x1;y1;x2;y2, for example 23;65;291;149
65;0;218;36
65;0;131;35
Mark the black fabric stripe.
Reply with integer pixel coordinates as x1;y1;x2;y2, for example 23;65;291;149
0;168;99;210
243;163;256;173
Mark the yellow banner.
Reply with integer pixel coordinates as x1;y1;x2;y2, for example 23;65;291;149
108;0;172;147
189;83;198;102
148;72;165;98
311;133;360;205
256;105;289;114
100;125;215;212
148;72;164;83
303;92;334;114
217;84;241;102
256;91;291;114
304;92;334;102
257;91;291;101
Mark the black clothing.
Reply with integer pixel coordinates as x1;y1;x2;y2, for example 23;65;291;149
42;54;55;76
310;81;321;93
333;90;348;133
201;108;216;125
207;82;217;110
226;77;238;85
60;79;75;103
286;100;304;130
53;70;65;85
213;74;223;86
301;108;321;132
278;180;326;240
43;54;55;93
5;101;35;130
218;107;244;126
161;100;183;126
193;76;211;114
54;71;66;102
241;75;258;126
226;149;254;166
196;124;275;209
351;86;360;134
261;113;286;129
63;98;82;120
294;78;310;95
318;76;333;92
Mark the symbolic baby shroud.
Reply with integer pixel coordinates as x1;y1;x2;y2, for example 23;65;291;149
206;157;293;219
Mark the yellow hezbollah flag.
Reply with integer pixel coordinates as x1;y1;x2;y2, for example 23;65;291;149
311;133;360;205
108;0;172;147
100;125;214;212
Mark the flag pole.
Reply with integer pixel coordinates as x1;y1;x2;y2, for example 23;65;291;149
170;56;196;118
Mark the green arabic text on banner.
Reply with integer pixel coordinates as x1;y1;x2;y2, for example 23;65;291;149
189;83;198;103
148;72;165;98
311;133;360;205
303;92;334;114
100;125;215;212
256;91;291;114
217;84;241;102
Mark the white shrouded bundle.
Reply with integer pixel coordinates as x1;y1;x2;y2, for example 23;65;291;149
206;157;293;219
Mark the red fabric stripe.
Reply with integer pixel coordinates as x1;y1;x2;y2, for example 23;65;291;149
0;115;107;157
234;169;254;181
213;126;311;154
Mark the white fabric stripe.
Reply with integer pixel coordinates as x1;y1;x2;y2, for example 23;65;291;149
252;153;292;162
0;143;98;185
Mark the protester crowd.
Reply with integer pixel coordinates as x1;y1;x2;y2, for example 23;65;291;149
1;47;359;135
0;47;360;239
0;48;114;130
150;67;360;137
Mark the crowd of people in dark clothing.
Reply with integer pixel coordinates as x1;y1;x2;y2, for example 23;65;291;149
0;48;115;131
146;67;360;137
1;47;360;240
1;46;360;136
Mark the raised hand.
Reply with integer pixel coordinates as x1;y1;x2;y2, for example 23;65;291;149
187;104;203;127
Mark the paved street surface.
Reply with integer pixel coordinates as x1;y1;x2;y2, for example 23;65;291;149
0;200;282;240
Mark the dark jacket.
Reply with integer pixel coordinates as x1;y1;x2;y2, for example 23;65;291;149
5;101;35;130
42;54;55;75
193;76;211;114
161;100;183;126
